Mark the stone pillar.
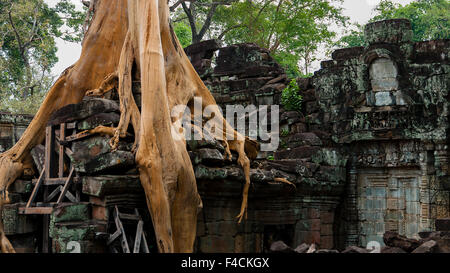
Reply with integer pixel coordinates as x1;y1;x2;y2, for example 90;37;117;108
345;167;359;247
433;143;450;221
419;143;434;232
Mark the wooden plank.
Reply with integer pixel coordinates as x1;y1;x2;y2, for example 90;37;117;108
47;186;63;202
141;230;150;253
32;177;80;186
66;122;76;130
107;230;122;245
65;147;73;157
118;213;140;221
64;190;77;203
135;208;150;253
133;220;144;253
57;167;75;204
43;215;50;253
63;130;95;143
18;207;53;215
45;126;57;179
114;206;130;253
58;123;66;178
26;167;46;208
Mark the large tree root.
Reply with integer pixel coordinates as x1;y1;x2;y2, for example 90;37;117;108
0;0;258;253
0;0;128;253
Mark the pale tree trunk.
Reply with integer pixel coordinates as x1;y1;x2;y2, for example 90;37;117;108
0;0;257;253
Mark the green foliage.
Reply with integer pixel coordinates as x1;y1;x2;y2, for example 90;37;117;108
171;0;348;75
272;52;301;79
335;24;367;48
266;155;274;161
213;0;348;75
281;79;303;112
0;90;47;115
337;0;450;47
173;22;193;48
281;129;290;137
372;0;450;41
0;0;85;114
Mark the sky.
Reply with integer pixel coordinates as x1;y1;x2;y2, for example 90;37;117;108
45;0;415;76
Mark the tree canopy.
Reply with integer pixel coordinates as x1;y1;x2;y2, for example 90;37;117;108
171;0;348;77
0;0;85;114
337;0;450;48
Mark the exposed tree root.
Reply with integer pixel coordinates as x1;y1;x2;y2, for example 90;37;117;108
85;72;118;97
0;0;258;253
0;0;128;253
274;177;296;188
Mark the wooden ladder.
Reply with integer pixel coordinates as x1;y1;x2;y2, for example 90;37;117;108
107;206;150;253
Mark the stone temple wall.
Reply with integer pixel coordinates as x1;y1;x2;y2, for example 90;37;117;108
0;113;33;153
185;18;450;250
1;19;449;253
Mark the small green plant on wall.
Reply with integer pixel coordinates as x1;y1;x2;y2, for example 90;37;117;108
281;79;303;112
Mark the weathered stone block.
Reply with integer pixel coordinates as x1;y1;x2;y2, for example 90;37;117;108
270;241;295;253
294;231;321;246
52;203;91;223
82;175;142;197
436;218;450;231
294;243;310;253
77;112;120;131
197;235;235;253
2;204;38;235
364;19;413;45
274;146;320;160
48;98;119;126
73;150;135;174
319;235;334;250
412;240;437;253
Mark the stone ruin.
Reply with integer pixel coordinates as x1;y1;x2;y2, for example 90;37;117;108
1;19;449;253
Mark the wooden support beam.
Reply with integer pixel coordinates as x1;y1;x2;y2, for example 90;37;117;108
114;206;130;253
57;167;75;204
133;220;144;253
47;186;63;202
64;190;78;203
18;207;54;215
32;177;80;186
45;126;57;179
58;123;66;178
118;212;140;221
107;230;122;245
26;167;46;208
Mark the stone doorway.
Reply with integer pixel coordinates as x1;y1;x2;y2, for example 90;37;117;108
357;168;421;247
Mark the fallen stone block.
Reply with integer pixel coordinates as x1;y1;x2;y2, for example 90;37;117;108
342;246;369;253
270;241;295;253
306;243;316;253
294;243;310;253
316;249;339;253
412;240;437;253
380;246;407;253
383;231;421;252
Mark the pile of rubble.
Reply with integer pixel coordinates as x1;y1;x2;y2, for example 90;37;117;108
270;230;450;253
